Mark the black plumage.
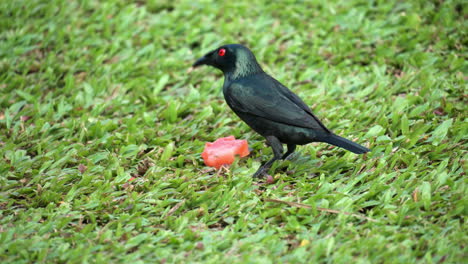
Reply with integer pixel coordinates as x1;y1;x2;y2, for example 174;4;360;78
193;44;370;178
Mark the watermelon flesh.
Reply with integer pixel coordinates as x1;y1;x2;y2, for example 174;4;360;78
202;136;250;169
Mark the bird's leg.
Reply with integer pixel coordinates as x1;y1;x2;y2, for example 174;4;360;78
253;136;283;178
281;144;296;160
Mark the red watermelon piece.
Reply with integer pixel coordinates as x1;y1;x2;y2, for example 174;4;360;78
202;136;250;169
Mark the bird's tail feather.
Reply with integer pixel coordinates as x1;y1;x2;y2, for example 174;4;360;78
322;134;370;154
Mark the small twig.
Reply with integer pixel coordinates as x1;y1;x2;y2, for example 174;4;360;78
216;165;231;177
165;200;185;218
293;80;313;86
264;198;378;222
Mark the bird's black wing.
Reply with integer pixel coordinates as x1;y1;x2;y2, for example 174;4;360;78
224;74;330;132
270;77;331;133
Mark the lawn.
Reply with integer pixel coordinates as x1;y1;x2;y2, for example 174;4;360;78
0;0;466;263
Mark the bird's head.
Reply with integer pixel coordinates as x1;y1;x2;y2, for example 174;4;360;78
193;44;263;79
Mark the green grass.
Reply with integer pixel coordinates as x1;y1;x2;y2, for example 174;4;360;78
1;0;466;263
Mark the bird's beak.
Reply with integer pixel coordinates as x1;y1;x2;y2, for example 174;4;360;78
192;55;210;67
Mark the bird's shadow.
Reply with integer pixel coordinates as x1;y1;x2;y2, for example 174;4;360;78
270;151;323;177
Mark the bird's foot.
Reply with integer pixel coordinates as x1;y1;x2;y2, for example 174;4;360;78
253;166;268;178
281;152;295;160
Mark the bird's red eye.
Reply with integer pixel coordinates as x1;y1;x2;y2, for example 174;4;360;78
218;48;226;56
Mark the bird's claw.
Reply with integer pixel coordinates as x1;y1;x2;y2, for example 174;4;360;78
253;166;268;178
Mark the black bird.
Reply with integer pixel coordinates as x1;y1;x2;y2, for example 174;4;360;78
193;44;370;178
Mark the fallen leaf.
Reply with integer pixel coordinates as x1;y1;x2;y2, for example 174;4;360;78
433;108;446;116
78;164;87;174
195;242;204;250
300;239;310;247
412;188;418;202
266;175;275;184
20;116;31;121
